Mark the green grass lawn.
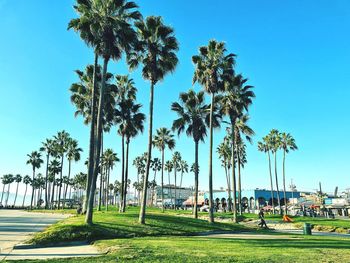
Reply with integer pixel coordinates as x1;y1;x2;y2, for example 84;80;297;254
12;235;350;263
28;206;249;245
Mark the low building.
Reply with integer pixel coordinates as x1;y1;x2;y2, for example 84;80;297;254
154;184;193;207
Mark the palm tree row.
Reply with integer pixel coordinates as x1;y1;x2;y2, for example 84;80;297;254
258;130;297;215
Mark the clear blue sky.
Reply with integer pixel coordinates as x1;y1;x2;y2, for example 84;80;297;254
0;0;349;195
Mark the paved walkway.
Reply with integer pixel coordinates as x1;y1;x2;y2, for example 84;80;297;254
0;209;100;261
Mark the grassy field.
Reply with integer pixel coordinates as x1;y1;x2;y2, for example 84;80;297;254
12;235;350;263
28;207;249;245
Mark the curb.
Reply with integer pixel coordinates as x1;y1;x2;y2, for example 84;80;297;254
13;241;90;250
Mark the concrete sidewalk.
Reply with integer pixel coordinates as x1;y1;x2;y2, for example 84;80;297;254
0;209;101;260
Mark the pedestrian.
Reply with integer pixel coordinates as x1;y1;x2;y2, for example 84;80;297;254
258;209;268;228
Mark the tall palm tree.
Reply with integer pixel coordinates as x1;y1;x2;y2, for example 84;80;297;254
171;89;212;218
192;40;235;223
40;138;55;209
153;127;175;211
220;74;255;222
234;114;254;215
54;130;70;209
128;16;179;224
164;160;173;206
64;139;82;208
268;129;282;214
26;151;43;210
280;132;298;215
84;0;141;225
171;151;181;209
22;175;31;207
13;174;22;207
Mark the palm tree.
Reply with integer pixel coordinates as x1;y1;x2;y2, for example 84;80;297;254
70;63;117;213
102;149;119;211
220;74;255;222
153;128;175;211
280;132;298;215
171;89;211;218
64;138;82;208
4;174;14;207
84;0;141;225
164;160;173;207
149;158;161;207
40;138;55;209
128;16;179;224
22;175;31;207
234;114;254;215
26;151;43;210
192;40;235;223
48;159;61;208
13;174;22;207
268;129;282;214
179;160;188;190
217;137;232;211
54;130;70;209
171;151;181;209
1;175;7;205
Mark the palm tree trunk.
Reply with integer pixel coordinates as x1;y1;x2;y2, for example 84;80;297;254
5;184;11;207
274;151;282;214
30;168;35;210
237;142;242;215
267;151;275;213
161;149;165;212
86;56;108;225
14;182;19;206
45;154;50;209
231;124;238;223
224;163;230;212
122;139;130;212
63;160;72;209
174;168;177;209
51;182;55;209
22;184;28;207
120;135;125;212
227;165;232;212
83;52;99;214
282;149;287;215
98;167;103;211
139;82;154;224
105;167;110;211
58;155;64;209
194;140;199;219
1;184;5;205
208;92;215;223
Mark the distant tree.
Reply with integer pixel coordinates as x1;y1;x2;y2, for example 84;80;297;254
13;174;22;207
40;138;55;209
22;175;31;207
26;151;43;209
171;151;182;209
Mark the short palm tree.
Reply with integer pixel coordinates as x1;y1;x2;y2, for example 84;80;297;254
40;138;56;209
128;16;179;224
54;130;70;209
153;127;175;211
1;175;7;205
267;129;282;213
48;159;61;207
164;160;173;206
192;40;235;223
4;174;14;207
64;138;82;208
26;151;43;209
280;132;298;215
171;151;182;209
13;174;22;207
234;114;254;215
217;137;232;211
102;149;119;211
171;89;211;218
258;138;275;213
22;175;31;207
